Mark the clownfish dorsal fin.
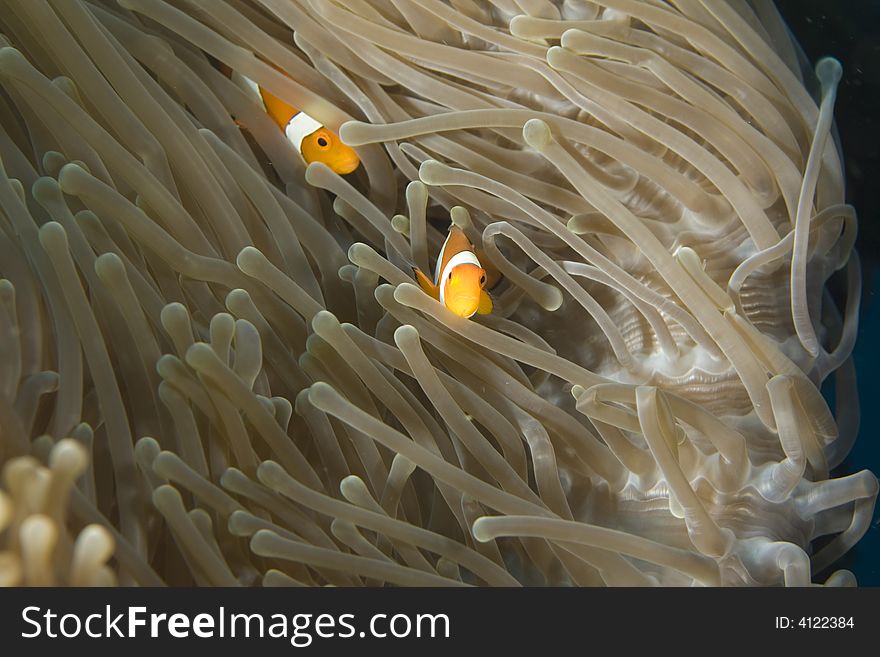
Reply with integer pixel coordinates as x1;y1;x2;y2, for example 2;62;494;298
230;71;265;108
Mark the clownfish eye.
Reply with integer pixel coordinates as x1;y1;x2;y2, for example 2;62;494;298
317;136;329;149
480;274;486;286
448;271;454;281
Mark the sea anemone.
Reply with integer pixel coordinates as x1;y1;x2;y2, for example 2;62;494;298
0;0;875;587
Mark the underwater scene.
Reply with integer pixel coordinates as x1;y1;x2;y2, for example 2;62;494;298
774;0;880;587
0;0;877;588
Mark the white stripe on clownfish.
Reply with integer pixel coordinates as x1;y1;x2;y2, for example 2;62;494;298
285;112;324;152
438;249;482;308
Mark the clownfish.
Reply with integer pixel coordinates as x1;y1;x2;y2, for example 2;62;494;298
413;226;497;318
232;70;360;175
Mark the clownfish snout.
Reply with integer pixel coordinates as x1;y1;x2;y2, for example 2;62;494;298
443;263;486;318
447;291;480;318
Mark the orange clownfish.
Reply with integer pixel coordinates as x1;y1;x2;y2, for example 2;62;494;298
234;72;360;175
413;226;496;318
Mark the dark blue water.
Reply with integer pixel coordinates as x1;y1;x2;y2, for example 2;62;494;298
775;0;880;585
837;271;880;584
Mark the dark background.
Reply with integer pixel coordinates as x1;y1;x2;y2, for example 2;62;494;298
774;0;879;585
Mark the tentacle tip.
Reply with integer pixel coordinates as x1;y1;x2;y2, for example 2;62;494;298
235;245;264;273
418;159;448;185
48;438;87;475
523;118;552;150
347;241;374;264
56;161;87;189
304;161;332;184
392;281;420;303
338;121;364;146
471;517;493;543
94;251;124;278
183;341;214;368
311;310;340;337
392;324;419;346
0;46;23;66
31;175;61;199
256;460;283;487
307;380;335;404
545;45;568;69
543;287;564;311
816;57;843;85
37;221;67;249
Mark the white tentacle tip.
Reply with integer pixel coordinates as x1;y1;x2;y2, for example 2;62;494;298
418;159;451;185
816;57;843;86
471;517;494;543
523;118;552;150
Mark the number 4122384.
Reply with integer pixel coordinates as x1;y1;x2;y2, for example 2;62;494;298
775;617;854;629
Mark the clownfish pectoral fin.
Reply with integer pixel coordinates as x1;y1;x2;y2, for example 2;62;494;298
477;289;493;315
413;267;440;301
